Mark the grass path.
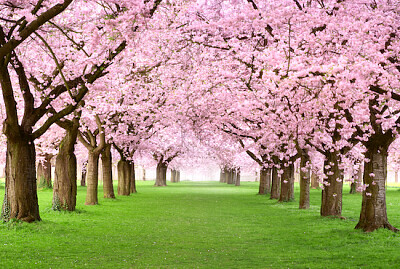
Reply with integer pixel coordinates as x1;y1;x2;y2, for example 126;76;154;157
1;181;400;268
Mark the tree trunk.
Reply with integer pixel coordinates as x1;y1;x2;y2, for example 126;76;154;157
155;161;168;186
270;166;280;199
53;122;79;211
220;168;227;183
81;160;87;186
311;172;319;189
258;167;270;194
171;169;177;183
235;168;241;186
37;154;52;189
279;163;295;202
130;162;137;193
395;171;398;184
227;168;234;184
85;151;100;205
1;138;40;222
176;170;181;182
299;153;311;209
117;160;131;196
320;152;343;217
355;147;397;232
142;168;146;181
101;144;115;199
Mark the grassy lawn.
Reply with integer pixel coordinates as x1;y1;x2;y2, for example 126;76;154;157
0;180;400;268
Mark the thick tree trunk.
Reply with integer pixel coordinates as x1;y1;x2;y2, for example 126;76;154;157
227;168;234;184
130;162;137;193
171;169;177;183
235;168;241;186
85;151;100;205
101;144;115;199
270;167;280;200
81;160;87;186
155;161;168;186
53;123;78;211
355;147;397;232
311;172;319;189
176;170;181;182
279;163;295;202
258;167;270;194
117;160;131;196
320;152;343;217
37;154;52;189
1;138;40;222
299;153;311;209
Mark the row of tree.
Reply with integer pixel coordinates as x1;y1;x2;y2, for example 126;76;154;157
0;0;400;233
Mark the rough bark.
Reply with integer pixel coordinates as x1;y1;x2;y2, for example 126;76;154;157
155;161;168;186
355;146;398;232
85;151;100;205
279;163;295;202
101;144;115;199
227;168;234;184
37;154;52;189
270;166;280;200
311;172;320;189
117;159;131;196
53;119;79;211
130;162;137;193
258;167;270;195
299;153;311;209
1;138;40;222
320;151;343;217
176;170;181;182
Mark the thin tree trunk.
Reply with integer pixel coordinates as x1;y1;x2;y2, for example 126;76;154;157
220;168;227;183
81;160;87;186
101;144;115;199
279;163;295;202
176;170;181;182
395;171;398;184
299;153;311;209
311;172;319;189
320;152;343;217
37;154;52;189
2;138;40;222
350;165;363;194
142;168;146;181
53;120;79;211
270;166;280;199
85;151;100;205
235;168;241;186
355;147;398;232
130;162;137;193
155;161;167;186
117;159;131;196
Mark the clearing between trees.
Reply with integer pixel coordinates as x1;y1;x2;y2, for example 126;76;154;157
1;181;400;268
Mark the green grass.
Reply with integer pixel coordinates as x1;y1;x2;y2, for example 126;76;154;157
1;181;400;268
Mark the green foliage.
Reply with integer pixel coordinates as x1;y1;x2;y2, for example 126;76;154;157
0;181;399;268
